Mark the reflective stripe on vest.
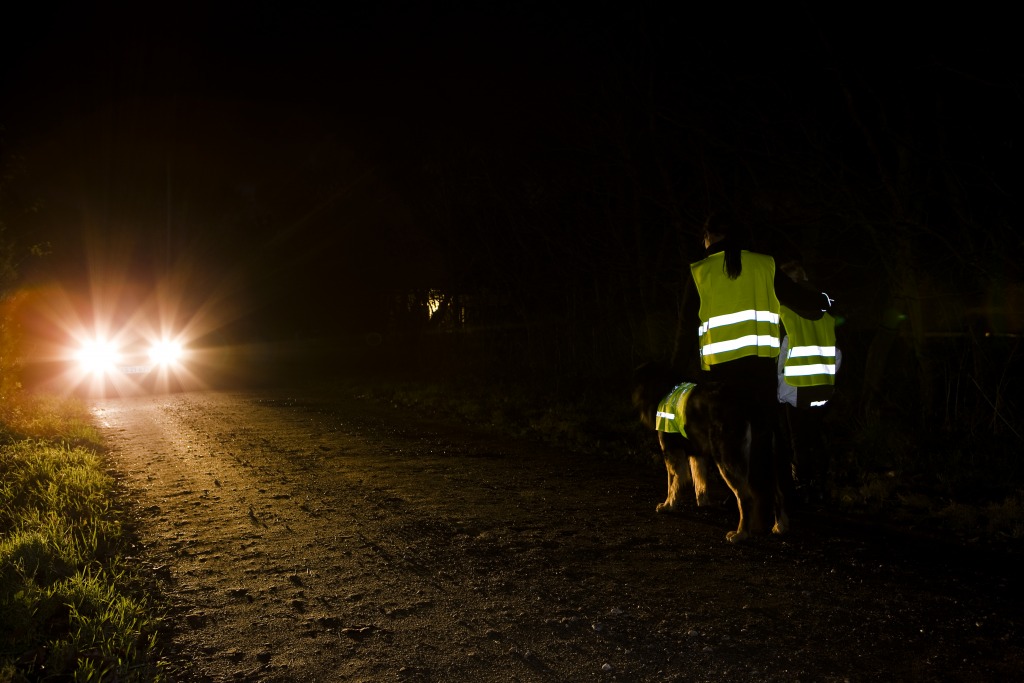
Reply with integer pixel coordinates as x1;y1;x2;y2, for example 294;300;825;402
691;251;781;370
780;307;837;388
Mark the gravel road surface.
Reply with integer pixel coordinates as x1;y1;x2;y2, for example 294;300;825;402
94;388;1023;682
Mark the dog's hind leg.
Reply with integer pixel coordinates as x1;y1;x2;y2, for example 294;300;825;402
741;411;782;536
772;496;790;534
771;431;790;535
772;470;790;534
717;472;753;543
717;421;755;543
722;478;755;543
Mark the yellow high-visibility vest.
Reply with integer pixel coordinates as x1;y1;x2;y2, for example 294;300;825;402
690;251;781;370
780;306;837;388
655;382;697;437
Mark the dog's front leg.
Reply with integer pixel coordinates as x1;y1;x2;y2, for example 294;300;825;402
689;456;713;507
656;448;685;512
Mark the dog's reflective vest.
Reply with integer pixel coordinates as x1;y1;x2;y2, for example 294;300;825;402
655;382;697;437
690;251;781;371
779;306;837;389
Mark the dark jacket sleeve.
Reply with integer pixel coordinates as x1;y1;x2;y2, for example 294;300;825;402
673;272;703;376
775;270;829;320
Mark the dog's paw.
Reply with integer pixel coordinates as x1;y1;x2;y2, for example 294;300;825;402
694;493;712;507
655;501;677;513
726;530;749;543
772;513;790;535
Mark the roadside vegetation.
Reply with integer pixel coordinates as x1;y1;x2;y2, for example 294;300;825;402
0;394;164;682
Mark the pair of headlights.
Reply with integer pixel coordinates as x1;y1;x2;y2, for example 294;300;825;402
75;339;185;374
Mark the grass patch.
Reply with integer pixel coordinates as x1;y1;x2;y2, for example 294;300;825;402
1;395;164;682
1;395;104;450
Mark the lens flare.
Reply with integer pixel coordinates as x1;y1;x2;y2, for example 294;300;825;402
149;340;184;365
75;339;119;374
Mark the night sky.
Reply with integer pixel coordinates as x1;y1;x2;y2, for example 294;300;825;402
2;4;1020;354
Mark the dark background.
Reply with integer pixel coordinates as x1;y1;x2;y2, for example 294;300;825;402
2;4;1021;417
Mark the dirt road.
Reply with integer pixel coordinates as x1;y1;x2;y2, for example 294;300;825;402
93;387;1022;682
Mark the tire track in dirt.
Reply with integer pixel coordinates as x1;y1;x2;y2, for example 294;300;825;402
96;392;370;680
95;390;680;682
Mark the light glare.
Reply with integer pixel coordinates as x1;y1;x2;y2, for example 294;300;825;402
76;339;119;374
149;340;184;365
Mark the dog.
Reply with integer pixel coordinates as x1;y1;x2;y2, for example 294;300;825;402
631;362;788;543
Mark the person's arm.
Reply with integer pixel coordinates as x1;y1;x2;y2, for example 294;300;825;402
775;270;830;320
777;335;797;406
672;273;702;376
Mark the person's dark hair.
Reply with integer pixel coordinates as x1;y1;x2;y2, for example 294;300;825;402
703;212;744;280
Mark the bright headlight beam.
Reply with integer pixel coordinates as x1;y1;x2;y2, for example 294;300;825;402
148;340;184;365
76;339;119;374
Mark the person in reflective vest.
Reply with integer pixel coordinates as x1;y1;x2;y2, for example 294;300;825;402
678;212;836;527
691;249;780;371
776;258;842;505
683;212;833;406
778;305;839;409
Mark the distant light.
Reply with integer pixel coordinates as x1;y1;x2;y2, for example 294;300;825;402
428;291;442;319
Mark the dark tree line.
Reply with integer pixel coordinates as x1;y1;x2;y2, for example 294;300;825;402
364;15;1021;449
2;6;1019;454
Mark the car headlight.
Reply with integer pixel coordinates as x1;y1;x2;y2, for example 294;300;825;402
149;340;184;365
75;339;119;374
